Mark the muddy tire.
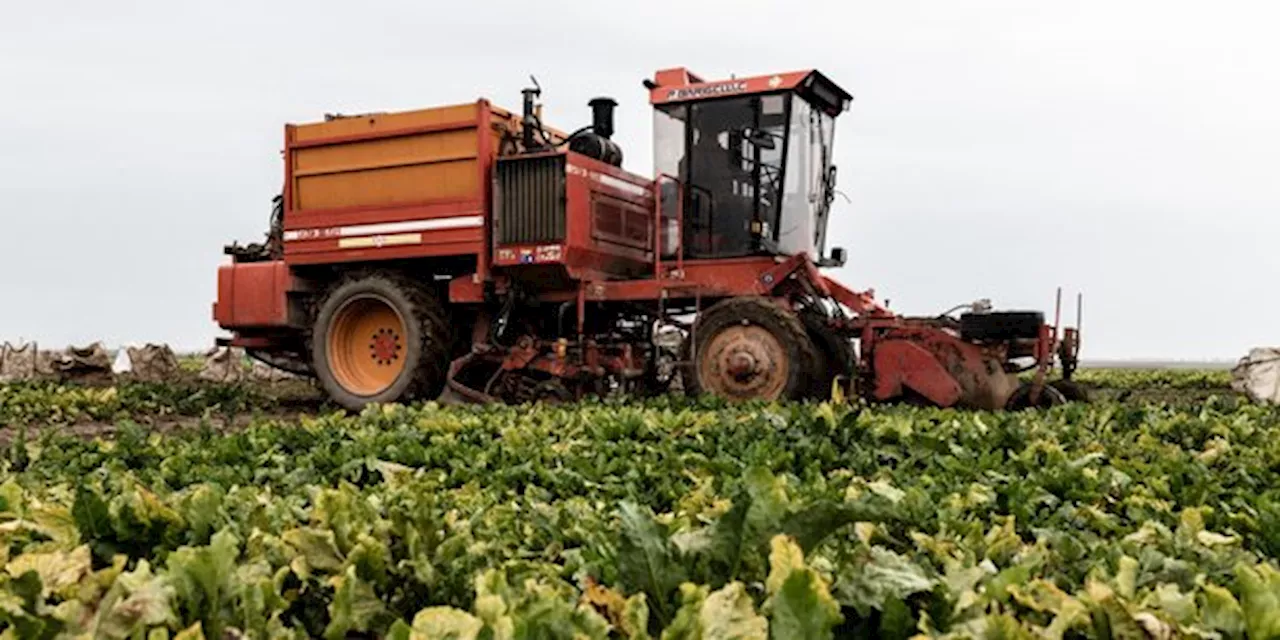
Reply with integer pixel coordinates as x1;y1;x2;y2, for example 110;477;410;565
310;272;451;411
1050;379;1090;403
683;297;818;402
1005;382;1067;410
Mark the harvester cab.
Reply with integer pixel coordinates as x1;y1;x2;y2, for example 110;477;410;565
645;69;850;266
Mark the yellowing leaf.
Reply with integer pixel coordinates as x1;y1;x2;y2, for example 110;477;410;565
1116;556;1138;600
1007;579;1078;614
1134;612;1174;640
866;481;904;504
173;622;206;640
621;594;652;640
1142;583;1197;624
1123;522;1163;545
5;544;91;597
766;536;842;640
1178;508;1207;538
325;566;387;640
473;570;515;640
93;559;177;637
699;582;766;640
1196;437;1231;464
1044;600;1090;640
581;576;629;632
21;504;78;547
282;527;345;577
409;607;482;640
854;522;876;545
766;535;805;596
1196;530;1238;546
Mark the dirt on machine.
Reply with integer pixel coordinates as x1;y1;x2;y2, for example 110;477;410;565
213;67;1081;411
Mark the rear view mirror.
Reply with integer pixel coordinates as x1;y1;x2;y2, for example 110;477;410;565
818;247;846;268
729;128;776;168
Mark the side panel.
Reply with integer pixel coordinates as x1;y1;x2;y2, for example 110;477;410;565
290;103;482;211
565;154;655;279
283;101;512;266
590;193;651;252
490;151;656;281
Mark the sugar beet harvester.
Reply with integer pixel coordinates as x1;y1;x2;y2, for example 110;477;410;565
214;67;1082;410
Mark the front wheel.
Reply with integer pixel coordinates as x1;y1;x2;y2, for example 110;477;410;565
683;297;818;402
311;272;450;410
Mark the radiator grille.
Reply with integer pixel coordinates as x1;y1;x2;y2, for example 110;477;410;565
496;155;566;245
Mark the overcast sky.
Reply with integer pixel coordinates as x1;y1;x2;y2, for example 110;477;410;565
1;0;1276;360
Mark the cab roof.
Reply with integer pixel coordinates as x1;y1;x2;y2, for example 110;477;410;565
647;68;852;115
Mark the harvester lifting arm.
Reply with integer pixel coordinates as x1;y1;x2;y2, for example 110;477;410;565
756;253;894;320
819;276;895;319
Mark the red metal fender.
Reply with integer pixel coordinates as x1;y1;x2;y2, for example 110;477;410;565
213;260;296;329
871;339;964;407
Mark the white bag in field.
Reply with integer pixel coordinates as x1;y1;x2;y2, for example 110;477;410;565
127;344;180;381
0;342;37;382
112;346;133;374
55;342;114;383
1231;348;1280;404
35;349;61;377
199;346;246;383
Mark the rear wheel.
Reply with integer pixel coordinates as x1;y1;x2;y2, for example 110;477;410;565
1050;379;1090;403
311;272;451;410
800;306;857;400
683;297;817;402
1005;382;1067;410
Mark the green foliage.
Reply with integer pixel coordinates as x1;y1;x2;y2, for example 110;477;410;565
614;502;688;626
0;379;278;424
1072;368;1233;391
765;535;842;640
0;392;1278;636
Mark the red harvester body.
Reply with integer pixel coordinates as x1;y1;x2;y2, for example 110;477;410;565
213;67;1081;409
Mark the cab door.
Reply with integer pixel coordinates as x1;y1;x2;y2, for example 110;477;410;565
680;94;789;259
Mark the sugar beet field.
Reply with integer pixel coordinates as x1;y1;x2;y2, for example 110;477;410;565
4;366;1280;638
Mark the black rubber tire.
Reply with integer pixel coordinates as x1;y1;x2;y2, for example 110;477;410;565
960;311;1045;342
310;271;452;411
1005;382;1067;410
683;297;818;402
1050;379;1090;403
533;379;574;404
800;307;857;400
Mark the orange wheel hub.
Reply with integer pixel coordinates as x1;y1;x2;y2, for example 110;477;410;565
326;295;407;396
697;323;790;400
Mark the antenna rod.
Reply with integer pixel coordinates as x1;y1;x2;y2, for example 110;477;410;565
1076;292;1083;334
1054;287;1062;330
